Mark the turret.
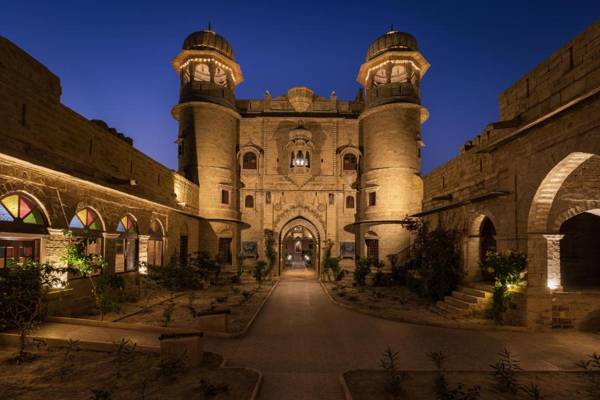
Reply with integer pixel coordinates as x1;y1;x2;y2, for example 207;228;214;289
171;27;243;266
356;29;430;267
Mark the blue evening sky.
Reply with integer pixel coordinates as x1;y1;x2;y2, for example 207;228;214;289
2;1;599;173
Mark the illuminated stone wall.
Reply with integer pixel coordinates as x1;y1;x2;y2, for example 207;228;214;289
421;19;600;329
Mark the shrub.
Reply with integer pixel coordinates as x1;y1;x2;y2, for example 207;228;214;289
576;352;600;397
482;251;527;322
354;258;372;286
0;260;64;362
406;224;462;301
429;350;481;400
379;347;406;398
264;229;277;277
198;379;229;397
189;252;220;284
490;348;521;395
253;260;268;285
323;240;341;281
148;263;201;292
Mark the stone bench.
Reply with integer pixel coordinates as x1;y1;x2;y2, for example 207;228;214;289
158;331;203;367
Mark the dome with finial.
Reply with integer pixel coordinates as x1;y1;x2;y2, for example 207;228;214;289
182;24;235;60
366;28;418;61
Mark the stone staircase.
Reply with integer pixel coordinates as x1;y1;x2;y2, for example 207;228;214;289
431;282;494;319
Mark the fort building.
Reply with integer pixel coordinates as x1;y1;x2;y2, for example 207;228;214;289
0;20;599;329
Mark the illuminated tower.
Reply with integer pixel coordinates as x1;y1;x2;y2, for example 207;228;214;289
356;29;430;266
171;27;243;264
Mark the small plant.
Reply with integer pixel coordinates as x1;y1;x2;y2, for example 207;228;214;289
482;251;527;323
198;379;229;397
322;240;340;281
90;389;113;400
161;300;176;327
112;338;136;380
242;290;252;301
380;347;407;398
520;383;543;399
252;260;268;285
59;338;81;379
354;258;372;286
264;229;277;278
429;351;480;400
159;352;188;378
490;348;521;395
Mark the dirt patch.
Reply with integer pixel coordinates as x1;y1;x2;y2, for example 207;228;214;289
0;348;258;400
344;370;597;400
324;283;497;328
113;281;275;333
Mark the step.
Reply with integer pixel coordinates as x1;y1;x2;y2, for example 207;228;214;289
444;296;471;310
430;305;454;319
451;290;480;304
468;282;495;293
435;301;471;317
458;286;491;299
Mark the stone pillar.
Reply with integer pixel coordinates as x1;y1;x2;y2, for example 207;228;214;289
543;234;564;291
138;234;150;266
103;233;120;274
464;236;481;282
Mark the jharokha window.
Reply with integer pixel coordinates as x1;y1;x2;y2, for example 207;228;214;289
147;219;164;267
245;195;254;208
242;152;257;169
346;196;355;209
343;154;358;171
115;215;138;273
0;193;47;268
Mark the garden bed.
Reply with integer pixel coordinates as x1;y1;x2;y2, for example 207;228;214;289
323;282;498;329
343;369;597;400
0;347;260;400
100;281;276;333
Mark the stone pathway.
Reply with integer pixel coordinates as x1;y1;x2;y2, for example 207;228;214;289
205;272;600;400
18;272;600;399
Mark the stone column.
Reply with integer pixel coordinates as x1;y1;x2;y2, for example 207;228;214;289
138;234;150;266
464;236;481;282
543;234;564;291
103;233;120;274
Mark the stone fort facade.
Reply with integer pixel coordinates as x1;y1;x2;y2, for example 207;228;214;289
0;20;599;328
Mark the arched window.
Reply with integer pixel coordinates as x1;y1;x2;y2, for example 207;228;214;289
242;152;257;169
480;217;497;262
373;68;387;86
245;195;254;208
147;219;164;267
391;65;408;83
115;214;138;273
214;67;227;86
0;193;46;226
69;208;102;231
0;193;47;268
343;154;358;171
559;211;600;289
346;196;355;209
193;63;210;82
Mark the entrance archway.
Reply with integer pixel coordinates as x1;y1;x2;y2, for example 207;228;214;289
278;217;321;276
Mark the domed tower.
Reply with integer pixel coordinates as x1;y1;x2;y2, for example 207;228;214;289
356;29;429;266
171;27;243;263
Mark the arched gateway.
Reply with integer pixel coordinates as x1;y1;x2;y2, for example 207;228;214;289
277;217;322;276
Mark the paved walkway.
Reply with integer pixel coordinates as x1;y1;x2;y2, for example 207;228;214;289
19;272;600;399
205;272;600;400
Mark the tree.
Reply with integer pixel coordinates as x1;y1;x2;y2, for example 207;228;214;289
0;260;63;362
62;230;110;319
322;240;340;281
263;229;277;277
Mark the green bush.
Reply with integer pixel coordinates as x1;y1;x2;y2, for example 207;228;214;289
482;251;527;322
354;258;372;286
406;224;462;301
189;251;220;284
148;263;201;291
253;260;268;285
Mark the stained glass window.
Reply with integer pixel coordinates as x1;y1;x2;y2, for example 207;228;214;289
116;214;137;233
69;208;102;230
0;194;46;225
148;219;164;239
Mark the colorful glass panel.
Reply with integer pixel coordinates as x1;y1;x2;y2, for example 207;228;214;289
117;215;137;233
89;220;101;231
69;215;85;229
1;195;19;218
0;194;45;225
0;203;14;222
